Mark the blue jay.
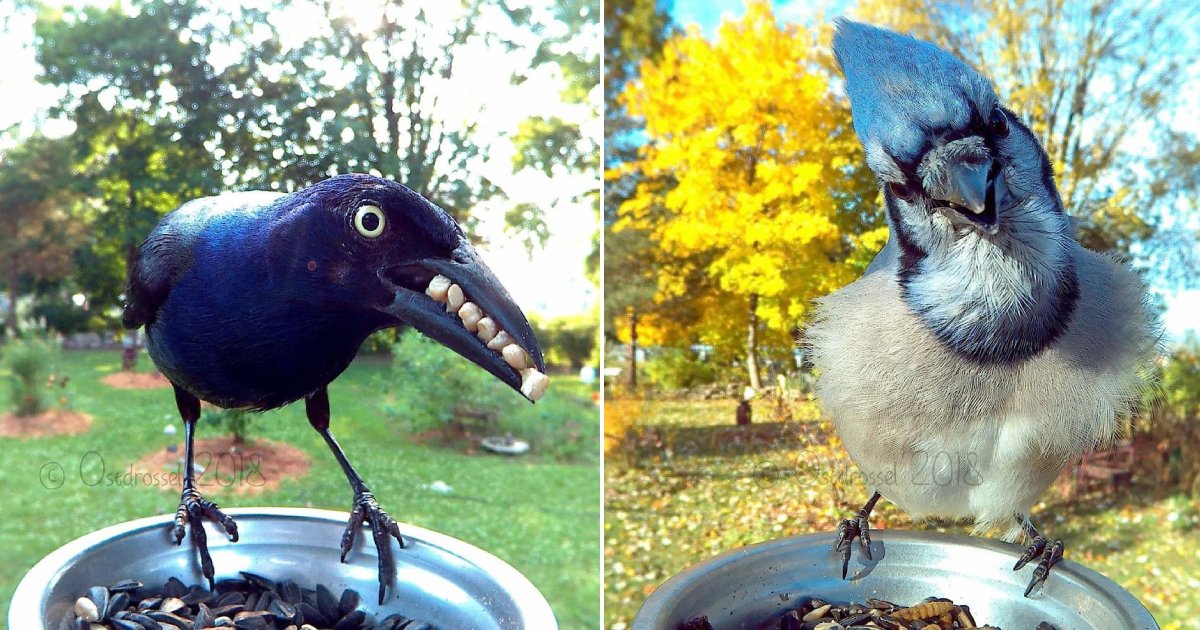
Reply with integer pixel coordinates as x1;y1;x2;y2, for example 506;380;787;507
806;20;1158;596
124;174;547;603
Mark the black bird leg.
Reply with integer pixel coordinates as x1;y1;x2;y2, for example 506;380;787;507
833;491;882;579
170;385;239;589
306;388;405;605
1013;514;1064;597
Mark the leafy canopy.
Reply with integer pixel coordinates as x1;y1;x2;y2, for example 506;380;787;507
612;1;880;357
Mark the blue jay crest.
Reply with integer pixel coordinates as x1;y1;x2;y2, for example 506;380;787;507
809;17;1161;599
832;19;997;178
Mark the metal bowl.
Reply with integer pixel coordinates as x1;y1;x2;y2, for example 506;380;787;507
9;507;556;629
633;530;1156;630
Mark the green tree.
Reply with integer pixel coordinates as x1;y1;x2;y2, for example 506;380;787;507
534;313;600;370
32;0;566;316
229;0;532;228
510;0;602;269
603;0;672;389
34;0;234;309
0;134;84;336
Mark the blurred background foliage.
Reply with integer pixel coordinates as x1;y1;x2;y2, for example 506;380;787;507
0;0;600;623
604;1;1200;627
604;0;1200;390
383;330;599;464
385;330;525;438
3;335;57;416
1;0;599;357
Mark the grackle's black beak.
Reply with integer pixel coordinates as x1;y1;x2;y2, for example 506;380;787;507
375;240;545;401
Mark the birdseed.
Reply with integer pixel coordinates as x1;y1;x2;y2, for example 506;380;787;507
58;572;435;630
677;596;1060;630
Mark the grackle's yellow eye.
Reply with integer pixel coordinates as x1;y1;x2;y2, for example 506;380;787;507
355;205;385;238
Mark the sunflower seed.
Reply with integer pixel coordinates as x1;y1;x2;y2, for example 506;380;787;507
71;575;435;629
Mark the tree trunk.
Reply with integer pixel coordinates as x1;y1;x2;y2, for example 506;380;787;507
125;242;139;280
126;168;139;278
746;294;762;390
628;306;638;390
5;256;18;337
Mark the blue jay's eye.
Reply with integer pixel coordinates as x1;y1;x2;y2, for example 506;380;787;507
354;205;385;238
989;107;1010;138
888;180;919;201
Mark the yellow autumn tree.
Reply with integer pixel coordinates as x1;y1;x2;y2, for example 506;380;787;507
611;1;882;388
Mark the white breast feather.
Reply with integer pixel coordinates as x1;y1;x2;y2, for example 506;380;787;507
807;243;1157;538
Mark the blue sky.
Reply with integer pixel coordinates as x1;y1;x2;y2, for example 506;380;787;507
671;0;853;36
664;0;1199;343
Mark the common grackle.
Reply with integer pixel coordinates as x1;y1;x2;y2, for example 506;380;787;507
805;21;1158;596
123;173;547;603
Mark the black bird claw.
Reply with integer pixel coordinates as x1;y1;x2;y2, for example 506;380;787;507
173;486;239;588
1012;534;1047;571
1015;536;1064;597
833;514;872;579
340;490;405;605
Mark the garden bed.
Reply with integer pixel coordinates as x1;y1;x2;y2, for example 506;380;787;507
0;409;92;438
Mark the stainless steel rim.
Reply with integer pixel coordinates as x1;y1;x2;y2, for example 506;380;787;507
633;530;1157;630
9;507;556;628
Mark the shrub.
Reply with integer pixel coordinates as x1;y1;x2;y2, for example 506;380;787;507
603;395;643;456
359;329;400;355
492;378;598;463
32;297;91;335
204;407;259;445
532;313;599;370
5;336;56;416
644;347;720;390
382;330;600;463
381;330;521;435
1137;334;1200;492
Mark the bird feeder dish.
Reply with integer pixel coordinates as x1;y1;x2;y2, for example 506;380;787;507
10;508;557;630
632;531;1155;630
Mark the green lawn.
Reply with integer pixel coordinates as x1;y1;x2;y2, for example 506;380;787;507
605;396;1200;630
0;350;600;629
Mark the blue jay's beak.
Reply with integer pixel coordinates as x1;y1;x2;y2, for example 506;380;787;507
937;159;1006;234
945;160;989;214
375;239;546;401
